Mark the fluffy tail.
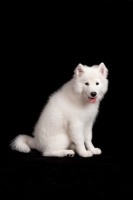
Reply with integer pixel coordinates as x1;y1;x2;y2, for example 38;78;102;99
10;135;36;153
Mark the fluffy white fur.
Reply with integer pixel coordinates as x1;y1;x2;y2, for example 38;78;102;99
11;63;109;157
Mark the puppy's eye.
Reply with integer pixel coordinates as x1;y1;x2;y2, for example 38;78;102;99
96;82;99;85
85;82;89;86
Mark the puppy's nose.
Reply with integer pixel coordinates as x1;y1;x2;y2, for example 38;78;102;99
90;92;97;97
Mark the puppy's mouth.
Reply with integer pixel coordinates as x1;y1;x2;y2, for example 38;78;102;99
88;97;97;103
85;93;97;103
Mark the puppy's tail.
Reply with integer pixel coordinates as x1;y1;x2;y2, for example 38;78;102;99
10;135;36;153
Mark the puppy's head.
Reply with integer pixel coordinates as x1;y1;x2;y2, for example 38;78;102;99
73;63;109;103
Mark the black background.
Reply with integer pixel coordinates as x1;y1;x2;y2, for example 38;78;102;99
1;2;133;198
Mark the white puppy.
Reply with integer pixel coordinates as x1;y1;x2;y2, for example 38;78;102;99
11;63;108;157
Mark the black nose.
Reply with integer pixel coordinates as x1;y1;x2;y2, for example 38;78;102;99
90;92;97;97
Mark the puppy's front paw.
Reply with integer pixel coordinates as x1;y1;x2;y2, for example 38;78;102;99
79;150;93;157
91;148;102;155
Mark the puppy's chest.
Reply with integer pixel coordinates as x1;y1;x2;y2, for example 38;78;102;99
80;105;98;123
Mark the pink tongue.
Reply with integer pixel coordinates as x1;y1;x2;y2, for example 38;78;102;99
89;98;96;103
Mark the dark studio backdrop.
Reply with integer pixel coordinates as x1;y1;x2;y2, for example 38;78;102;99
1;2;133;198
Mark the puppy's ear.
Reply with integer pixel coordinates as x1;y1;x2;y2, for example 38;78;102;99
98;62;108;78
74;63;84;77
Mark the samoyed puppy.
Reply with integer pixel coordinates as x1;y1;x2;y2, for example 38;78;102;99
11;63;108;157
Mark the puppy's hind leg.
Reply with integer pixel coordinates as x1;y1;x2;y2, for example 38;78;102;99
42;133;75;157
42;149;75;157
